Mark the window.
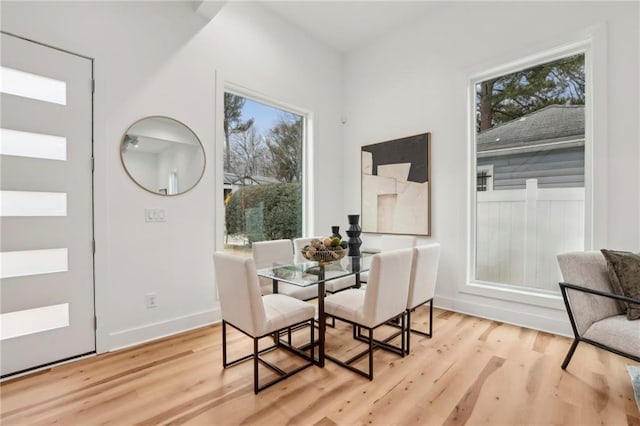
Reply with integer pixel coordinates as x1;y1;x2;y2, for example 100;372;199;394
472;52;587;294
223;92;305;254
476;165;494;192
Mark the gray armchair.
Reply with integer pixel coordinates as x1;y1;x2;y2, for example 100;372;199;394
557;251;640;369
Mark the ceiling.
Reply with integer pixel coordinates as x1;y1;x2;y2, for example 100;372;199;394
259;1;440;53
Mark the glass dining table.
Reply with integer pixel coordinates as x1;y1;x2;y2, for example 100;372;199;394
256;255;372;367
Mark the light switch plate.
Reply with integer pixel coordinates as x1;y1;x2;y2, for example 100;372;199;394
145;209;166;222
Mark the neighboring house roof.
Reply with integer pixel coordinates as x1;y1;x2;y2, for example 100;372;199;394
224;173;281;186
477;105;584;153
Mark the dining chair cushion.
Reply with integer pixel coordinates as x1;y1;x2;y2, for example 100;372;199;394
326;276;358;293
278;283;319;301
407;243;440;309
324;289;366;323
259;281;318;300
262;293;316;336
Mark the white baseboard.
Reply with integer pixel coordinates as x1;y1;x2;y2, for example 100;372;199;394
106;308;221;352
102;297;572;353
435;296;572;337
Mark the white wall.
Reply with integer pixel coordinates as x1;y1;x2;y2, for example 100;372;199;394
3;0;637;352
1;1;344;351
343;1;639;335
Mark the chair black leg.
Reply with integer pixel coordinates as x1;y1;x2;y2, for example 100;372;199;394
405;300;434;340
253;337;259;394
562;338;580;370
368;327;374;380
428;299;433;337
400;313;406;358
223;319;315;394
310;319;315;361
222;320;227;367
405;310;411;355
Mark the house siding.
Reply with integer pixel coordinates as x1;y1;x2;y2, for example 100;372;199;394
478;146;584;190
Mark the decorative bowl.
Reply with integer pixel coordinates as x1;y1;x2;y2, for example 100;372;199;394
301;247;347;264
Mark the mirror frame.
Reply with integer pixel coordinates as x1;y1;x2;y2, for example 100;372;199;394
120;115;206;196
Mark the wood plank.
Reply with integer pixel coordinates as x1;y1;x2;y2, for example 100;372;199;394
1;308;637;425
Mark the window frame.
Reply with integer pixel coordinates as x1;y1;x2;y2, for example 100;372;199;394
215;80;314;252
465;37;597;309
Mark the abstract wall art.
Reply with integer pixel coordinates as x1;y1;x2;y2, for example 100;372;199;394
361;133;431;236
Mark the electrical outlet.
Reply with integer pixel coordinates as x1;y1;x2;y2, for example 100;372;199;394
146;292;158;308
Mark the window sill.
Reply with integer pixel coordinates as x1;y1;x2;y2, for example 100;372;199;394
461;280;565;310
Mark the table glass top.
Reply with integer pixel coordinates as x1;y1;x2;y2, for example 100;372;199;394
256;255;372;287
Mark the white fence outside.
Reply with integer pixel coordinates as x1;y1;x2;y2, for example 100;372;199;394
476;179;585;292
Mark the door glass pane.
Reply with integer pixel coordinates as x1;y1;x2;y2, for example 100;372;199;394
0;66;66;105
0;128;67;160
223;93;303;255
0;248;68;278
0;304;69;340
474;54;585;293
0;190;67;216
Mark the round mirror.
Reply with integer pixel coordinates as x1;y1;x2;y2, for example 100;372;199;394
120;116;205;196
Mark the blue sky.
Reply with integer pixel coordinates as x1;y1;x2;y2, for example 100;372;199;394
241;98;299;135
241;99;281;135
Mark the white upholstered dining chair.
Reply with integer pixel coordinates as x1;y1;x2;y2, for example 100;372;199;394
213;252;315;394
404;243;440;353
293;236;321;264
323;248;413;380
360;235;417;284
252;239;318;300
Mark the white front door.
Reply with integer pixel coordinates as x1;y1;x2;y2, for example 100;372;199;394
0;32;95;376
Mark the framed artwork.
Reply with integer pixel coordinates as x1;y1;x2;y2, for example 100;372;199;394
361;132;431;236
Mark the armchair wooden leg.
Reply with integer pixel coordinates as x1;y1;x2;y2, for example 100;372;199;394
562;338;580;370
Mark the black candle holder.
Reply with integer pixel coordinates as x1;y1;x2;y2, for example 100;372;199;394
331;226;342;240
346;214;362;257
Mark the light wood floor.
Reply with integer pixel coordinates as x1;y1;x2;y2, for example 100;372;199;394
1;308;639;425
